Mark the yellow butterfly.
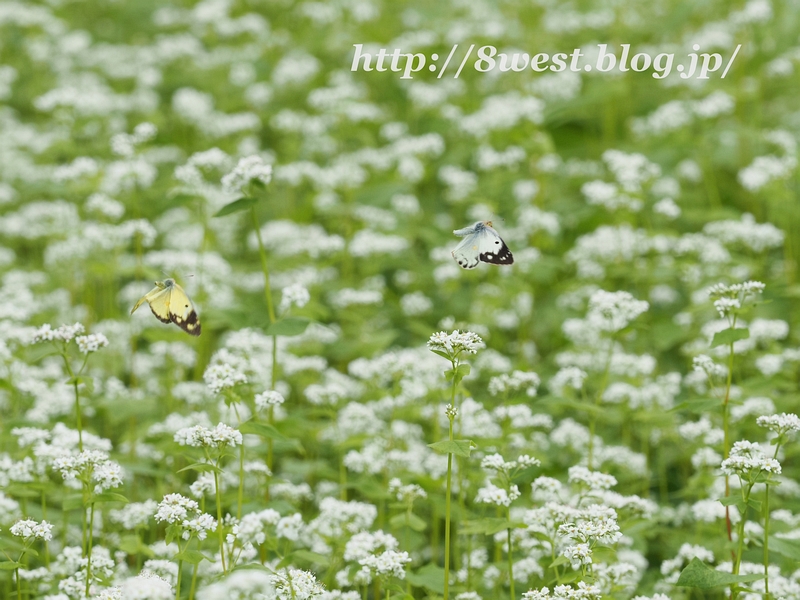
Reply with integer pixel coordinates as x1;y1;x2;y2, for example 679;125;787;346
130;278;201;336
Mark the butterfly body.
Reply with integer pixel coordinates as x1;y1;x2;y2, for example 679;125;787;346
130;278;201;336
451;221;514;269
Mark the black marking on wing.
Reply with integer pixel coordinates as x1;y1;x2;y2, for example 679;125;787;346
148;305;172;324
480;241;514;265
171;308;202;336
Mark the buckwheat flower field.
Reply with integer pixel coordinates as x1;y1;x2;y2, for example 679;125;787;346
2;0;800;598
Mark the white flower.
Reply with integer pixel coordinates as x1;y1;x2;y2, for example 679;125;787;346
757;413;800;436
154;494;199;525
586;290;649;333
76;333;109;354
475;482;520;507
427;330;485;358
174;423;242;448
221;155;273;195
562;543;593;569
270;568;324;599
120;573;173;600
203;363;248;394
10;519;53;541
359;550;412;579
280;283;310;313
255;390;286;410
721;440;781;476
31;322;85;344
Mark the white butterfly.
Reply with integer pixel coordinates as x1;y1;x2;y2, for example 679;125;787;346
451;221;514;269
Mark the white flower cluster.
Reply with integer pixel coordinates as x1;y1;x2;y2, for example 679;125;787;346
153;493;216;539
255;390;286;410
119;572;173;600
270;568;325;600
32;322;85;343
388;478;427;503
174;422;242;448
110;122;157;157
238;509;281;545
757;413;800;436
154;493;199;524
109;500;158;530
549;367;587;396
488;370;541;397
721;440;781;476
221;155;273;195
522;582;602;600
481;453;541;473
568;466;617;492
203;362;248;394
52;450;124;493
427;330;485;358
344;530;399;562
359;550;412;579
10;518;53;541
76;333;109;354
692;354;727;379
279;283;310;313
707;280;765;300
475;482;521;507
586;290;649;333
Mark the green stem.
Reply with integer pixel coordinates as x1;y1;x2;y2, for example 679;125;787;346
214;470;227;573
251;206;276;324
41;490;49;567
764;484;770;599
85;503;95;598
507;511;515;600
188;561;199;600
587;339;614;469
723;339;735;563
176;558;183;600
443;417;454;600
237;443;245;520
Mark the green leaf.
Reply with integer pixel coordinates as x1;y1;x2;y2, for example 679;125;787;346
676;558;764;588
710;328;750;348
214;196;258;217
429;349;452;361
177;462;222;474
746;497;762;510
718;496;741;507
92;492;129;505
239;420;287;440
444;363;471;385
389;512;427;532
291;549;331;566
769;537;800;560
62;494;84;511
119;534;153;557
549;555;570;569
406;563;445;594
461;517;524;535
427;439;476;458
165;524;179;546
176;550;210;565
0;562;22;570
266;318;311;337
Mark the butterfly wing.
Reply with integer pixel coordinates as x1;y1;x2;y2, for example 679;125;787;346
452;231;482;269
144;287;173;324
167;282;201;336
131;283;169;321
477;225;514;266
